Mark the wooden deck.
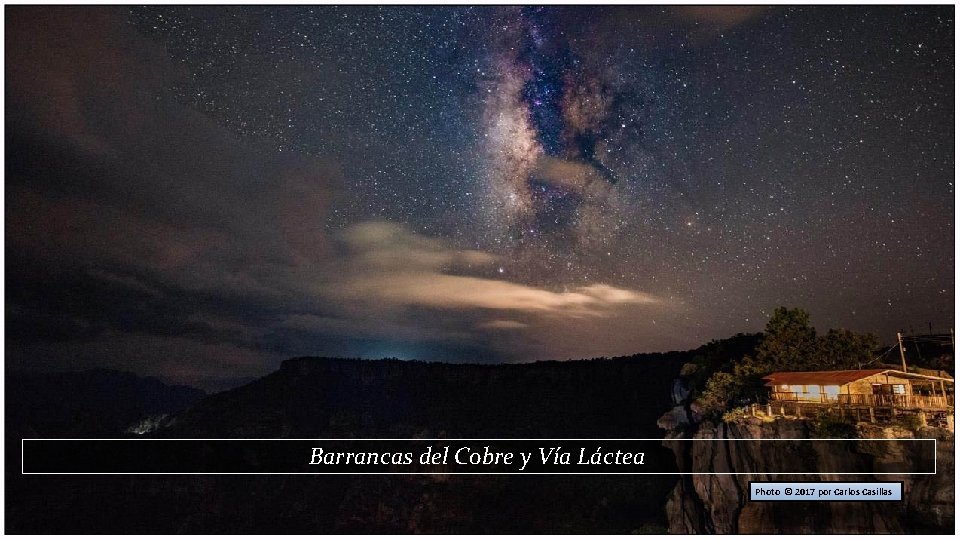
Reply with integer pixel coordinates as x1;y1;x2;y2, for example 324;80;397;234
761;400;954;429
770;392;952;411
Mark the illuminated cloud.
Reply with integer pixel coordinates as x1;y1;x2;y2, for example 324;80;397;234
478;320;529;330
280;313;472;342
340;221;496;270
672;6;768;29
325;222;660;318
530;156;613;199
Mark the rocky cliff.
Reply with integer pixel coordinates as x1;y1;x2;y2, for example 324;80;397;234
659;378;955;533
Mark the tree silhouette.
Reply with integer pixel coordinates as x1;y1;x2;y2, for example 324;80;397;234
694;307;880;417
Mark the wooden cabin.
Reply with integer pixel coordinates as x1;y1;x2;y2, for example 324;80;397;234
764;368;954;411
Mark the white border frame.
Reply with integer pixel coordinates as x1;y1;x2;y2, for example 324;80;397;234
21;437;938;475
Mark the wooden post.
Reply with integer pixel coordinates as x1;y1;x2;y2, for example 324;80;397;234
897;332;908;372
767;404;772;416
869;407;875;423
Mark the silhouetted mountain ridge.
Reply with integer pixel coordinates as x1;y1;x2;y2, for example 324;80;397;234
7;338;759;533
7;368;205;438
162;351;693;439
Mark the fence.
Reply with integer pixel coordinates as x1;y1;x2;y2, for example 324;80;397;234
769;392;952;410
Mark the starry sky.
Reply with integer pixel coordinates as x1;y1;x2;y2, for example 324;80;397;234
6;6;954;390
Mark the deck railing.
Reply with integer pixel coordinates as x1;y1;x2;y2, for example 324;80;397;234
769;391;838;403
909;395;953;409
838;394;908;407
770;392;952;410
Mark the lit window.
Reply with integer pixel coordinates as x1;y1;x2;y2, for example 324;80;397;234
892;384;906;395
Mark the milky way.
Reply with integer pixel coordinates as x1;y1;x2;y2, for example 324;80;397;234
477;7;651;284
6;6;954;388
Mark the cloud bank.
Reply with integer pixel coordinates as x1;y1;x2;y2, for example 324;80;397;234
326;222;658;316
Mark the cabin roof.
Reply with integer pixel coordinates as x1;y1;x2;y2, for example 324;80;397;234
763;368;954;387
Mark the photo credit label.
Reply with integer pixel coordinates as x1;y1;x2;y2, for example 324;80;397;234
749;481;903;501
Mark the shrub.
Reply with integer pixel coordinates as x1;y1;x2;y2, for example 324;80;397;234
695;371;736;418
810;410;858;438
721;406;751;423
892;414;923;432
679;363;700;377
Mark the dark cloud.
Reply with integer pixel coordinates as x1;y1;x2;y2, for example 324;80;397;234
6;7;341;387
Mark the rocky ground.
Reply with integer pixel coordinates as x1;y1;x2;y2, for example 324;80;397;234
658;377;955;533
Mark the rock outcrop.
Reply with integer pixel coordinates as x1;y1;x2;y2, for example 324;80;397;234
659;377;955;533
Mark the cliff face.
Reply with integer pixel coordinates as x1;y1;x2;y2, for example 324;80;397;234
659;380;955;534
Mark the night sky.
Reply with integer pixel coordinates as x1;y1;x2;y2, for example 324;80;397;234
6;6;954;390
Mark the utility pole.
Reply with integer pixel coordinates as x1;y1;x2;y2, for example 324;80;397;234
897;332;908;372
